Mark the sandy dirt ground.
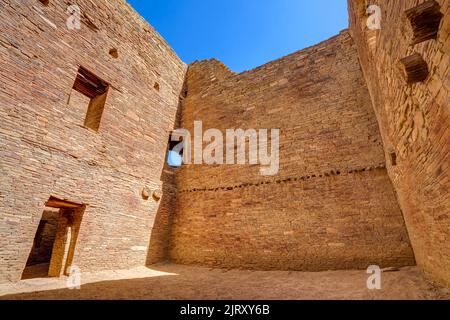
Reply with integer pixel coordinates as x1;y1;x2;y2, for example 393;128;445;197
1;264;449;300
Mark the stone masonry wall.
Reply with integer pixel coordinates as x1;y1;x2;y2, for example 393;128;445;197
0;0;186;283
348;0;450;286
169;31;416;271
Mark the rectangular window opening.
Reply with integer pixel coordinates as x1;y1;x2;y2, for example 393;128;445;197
167;133;184;168
72;67;110;132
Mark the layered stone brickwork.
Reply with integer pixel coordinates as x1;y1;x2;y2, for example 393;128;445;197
0;0;186;283
169;31;415;271
348;0;450;286
1;0;448;289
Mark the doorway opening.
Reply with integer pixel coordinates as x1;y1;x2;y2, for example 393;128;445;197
21;196;86;280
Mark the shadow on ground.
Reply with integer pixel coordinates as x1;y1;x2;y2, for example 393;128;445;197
1;264;449;300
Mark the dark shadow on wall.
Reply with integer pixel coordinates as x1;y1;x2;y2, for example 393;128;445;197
145;163;177;265
145;84;186;265
21;210;59;280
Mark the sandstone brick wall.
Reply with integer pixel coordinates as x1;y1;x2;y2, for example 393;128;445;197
0;0;186;283
348;0;450;286
169;31;415;271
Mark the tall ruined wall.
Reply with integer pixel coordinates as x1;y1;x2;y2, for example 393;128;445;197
348;0;450;286
170;31;415;271
0;0;186;283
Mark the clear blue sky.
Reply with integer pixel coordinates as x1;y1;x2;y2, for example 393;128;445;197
127;0;348;73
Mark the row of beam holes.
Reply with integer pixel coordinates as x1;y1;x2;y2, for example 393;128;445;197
395;1;443;167
400;1;443;84
179;164;387;193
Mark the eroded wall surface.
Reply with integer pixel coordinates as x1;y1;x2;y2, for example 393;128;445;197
348;0;450;286
170;31;415;271
0;0;186;283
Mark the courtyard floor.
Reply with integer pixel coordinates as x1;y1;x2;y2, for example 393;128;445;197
1;264;449;300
